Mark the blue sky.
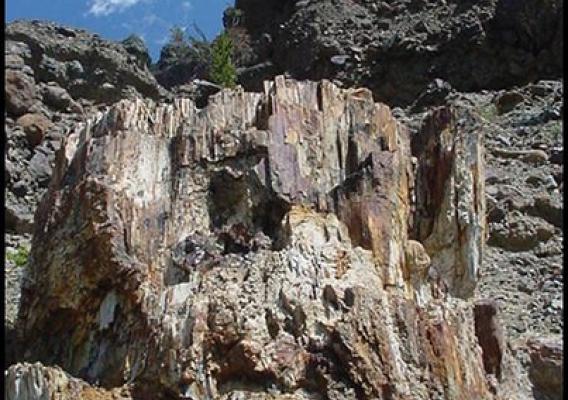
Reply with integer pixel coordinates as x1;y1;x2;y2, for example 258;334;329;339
6;0;229;62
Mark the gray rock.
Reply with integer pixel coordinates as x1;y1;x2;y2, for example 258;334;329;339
38;54;68;82
42;84;73;111
121;34;151;68
6;20;167;103
528;195;563;228
495;91;525;115
5;201;34;234
28;151;52;186
232;0;562;106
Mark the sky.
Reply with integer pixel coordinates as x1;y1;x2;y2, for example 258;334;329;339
6;0;229;62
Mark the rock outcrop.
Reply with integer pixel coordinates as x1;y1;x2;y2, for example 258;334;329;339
411;106;485;298
229;0;563;106
5;362;129;400
527;336;563;400
15;77;494;399
6;20;166;104
4;20;168;239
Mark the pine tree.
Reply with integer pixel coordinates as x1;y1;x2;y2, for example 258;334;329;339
170;26;185;44
210;31;237;88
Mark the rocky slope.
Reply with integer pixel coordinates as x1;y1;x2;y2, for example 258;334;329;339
230;0;563;106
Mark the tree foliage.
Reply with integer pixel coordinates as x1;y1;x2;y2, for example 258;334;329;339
210;31;237;88
170;26;186;44
6;245;29;267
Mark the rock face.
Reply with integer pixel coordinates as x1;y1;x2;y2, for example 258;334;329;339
411;106;485;298
5;362;128;400
230;0;563;106
527;337;563;400
470;81;563;340
17;77;494;399
4;20;168;240
6;20;166;104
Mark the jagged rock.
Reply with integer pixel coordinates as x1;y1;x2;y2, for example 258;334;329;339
527;337;563;400
4;21;170;305
5;20;166;104
17;77;496;399
5;362;130;400
28;151;52;187
411;106;485;298
121;34;151;68
230;0;562;106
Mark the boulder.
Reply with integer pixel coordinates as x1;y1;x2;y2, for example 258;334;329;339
16;113;53;147
494;91;525;115
5;69;37;116
42;84;74;111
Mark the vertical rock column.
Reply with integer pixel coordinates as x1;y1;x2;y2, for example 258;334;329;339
411;106;485;298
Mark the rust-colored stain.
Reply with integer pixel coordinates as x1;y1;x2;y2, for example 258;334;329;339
335;249;350;279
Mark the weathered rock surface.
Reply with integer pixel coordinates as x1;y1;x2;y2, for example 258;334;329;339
471;82;563;341
4;20;171;242
5;362;130;400
527;337;563;400
16;77;496;399
411;106;485;298
229;0;563;106
6;20;166;104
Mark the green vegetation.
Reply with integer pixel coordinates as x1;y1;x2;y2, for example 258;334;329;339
210;31;237;88
170;26;186;44
6;245;29;267
160;24;237;88
478;103;498;122
544;121;562;141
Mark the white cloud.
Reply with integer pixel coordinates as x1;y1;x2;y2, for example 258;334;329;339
88;0;143;16
181;1;192;10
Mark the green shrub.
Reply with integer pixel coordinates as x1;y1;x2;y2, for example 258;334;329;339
478;103;497;122
544;121;562;141
210;31;237;88
7;245;29;267
170;25;186;44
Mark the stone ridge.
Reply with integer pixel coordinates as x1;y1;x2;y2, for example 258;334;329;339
17;77;491;399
